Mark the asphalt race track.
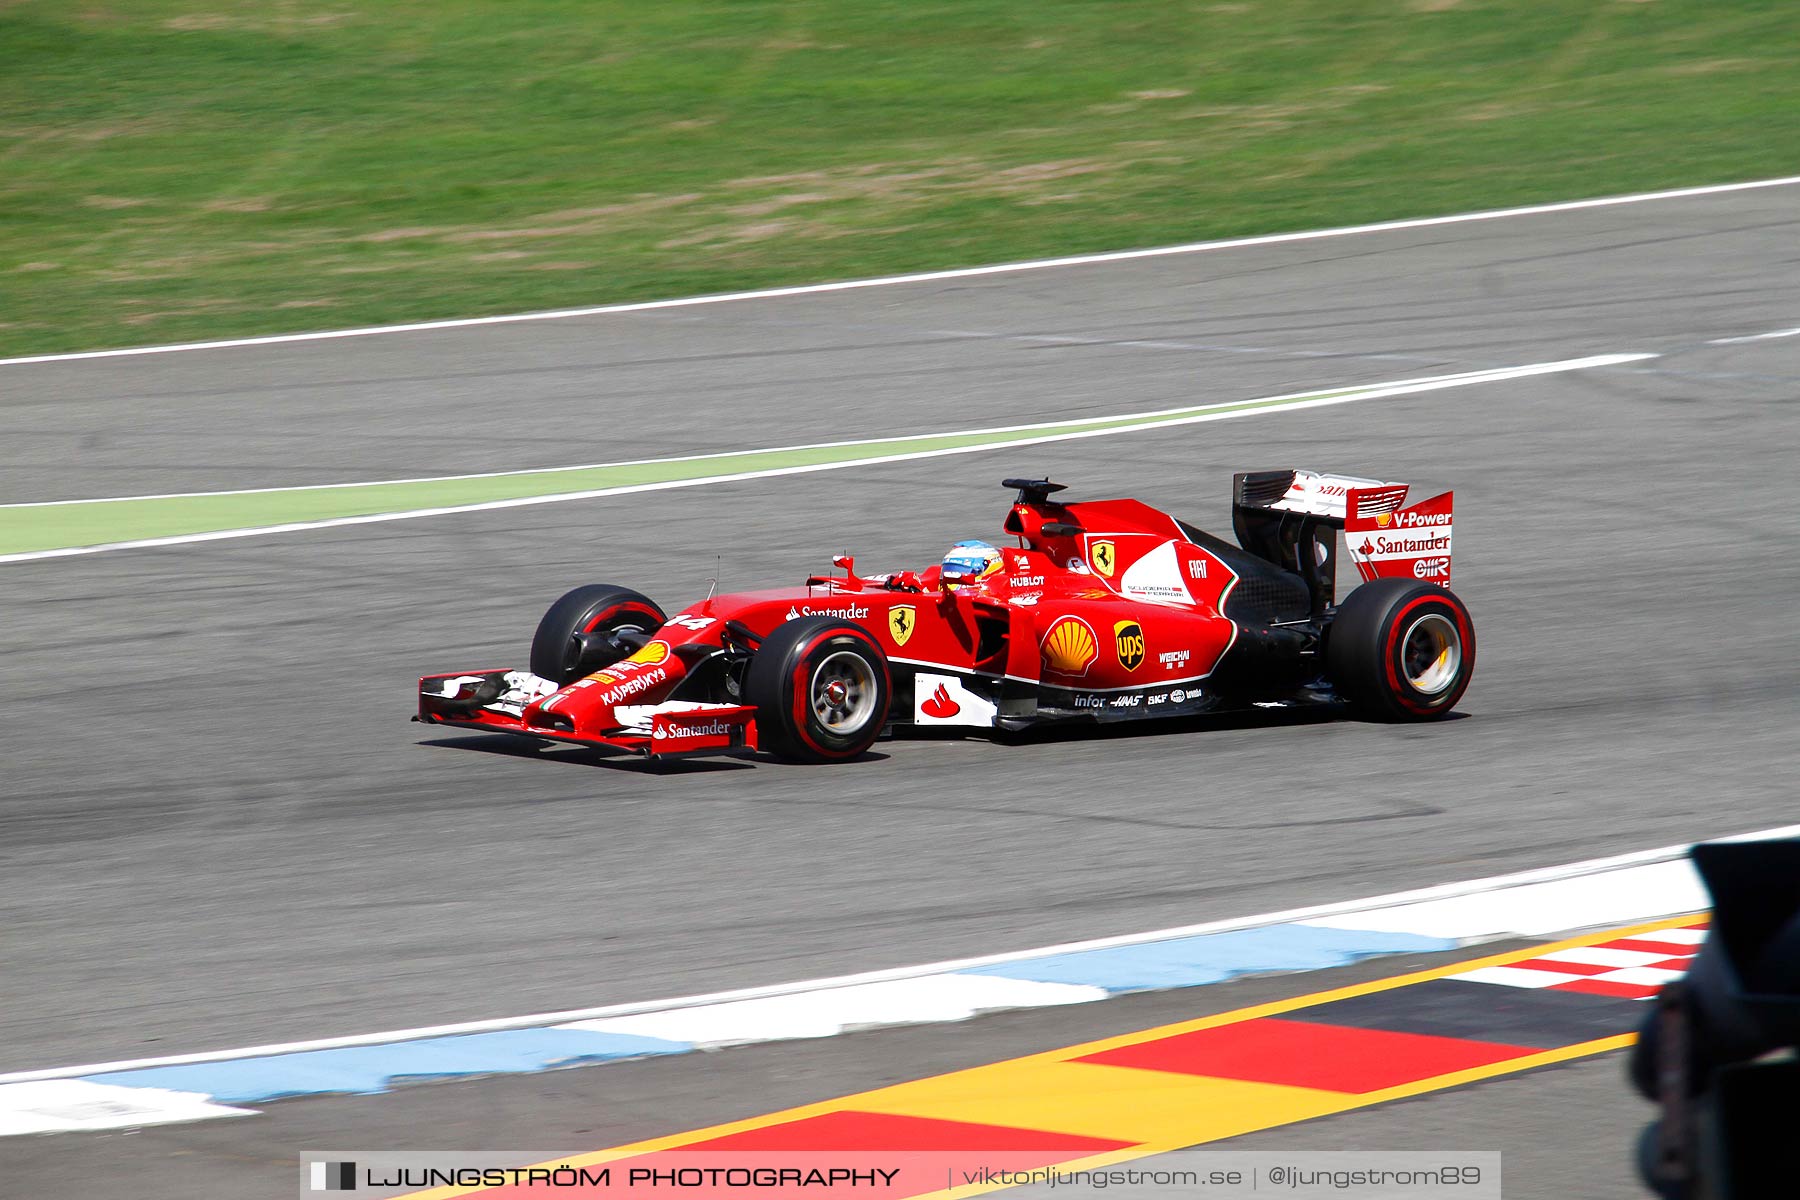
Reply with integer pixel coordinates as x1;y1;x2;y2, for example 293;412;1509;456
3;184;1798;1194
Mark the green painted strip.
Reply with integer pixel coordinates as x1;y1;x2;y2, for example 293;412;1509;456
5;354;1651;560
0;390;1356;557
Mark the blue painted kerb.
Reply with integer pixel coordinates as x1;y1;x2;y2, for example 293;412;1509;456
85;1027;691;1104
961;923;1453;991
77;923;1452;1105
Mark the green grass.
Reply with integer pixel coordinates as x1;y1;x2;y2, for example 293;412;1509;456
2;0;1795;357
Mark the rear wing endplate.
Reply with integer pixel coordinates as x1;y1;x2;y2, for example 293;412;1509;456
1232;470;1456;602
1345;486;1454;587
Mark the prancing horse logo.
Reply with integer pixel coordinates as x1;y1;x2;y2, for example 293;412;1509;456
1090;540;1115;578
888;604;916;647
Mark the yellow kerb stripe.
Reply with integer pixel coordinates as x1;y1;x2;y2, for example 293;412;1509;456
403;914;1701;1198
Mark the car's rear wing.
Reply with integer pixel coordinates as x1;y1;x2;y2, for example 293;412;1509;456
1232;470;1455;607
1344;485;1454;587
1234;469;1400;523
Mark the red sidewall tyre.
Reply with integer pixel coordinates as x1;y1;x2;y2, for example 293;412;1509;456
529;584;665;684
1327;579;1475;721
747;618;891;763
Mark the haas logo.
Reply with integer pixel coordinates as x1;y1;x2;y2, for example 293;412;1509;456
921;683;961;719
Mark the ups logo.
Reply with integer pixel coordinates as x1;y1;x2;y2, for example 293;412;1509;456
1114;620;1145;671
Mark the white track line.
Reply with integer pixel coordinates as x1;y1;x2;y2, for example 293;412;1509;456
4;819;1787;1085
0;353;1652;565
1708;326;1800;345
0;356;1636;510
4;175;1795;368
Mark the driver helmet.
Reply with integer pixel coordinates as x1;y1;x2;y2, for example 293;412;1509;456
941;539;1002;586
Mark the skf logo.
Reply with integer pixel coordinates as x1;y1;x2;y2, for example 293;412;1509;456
1089;540;1115;578
887;605;916;647
1040;617;1098;676
1114;620;1145;671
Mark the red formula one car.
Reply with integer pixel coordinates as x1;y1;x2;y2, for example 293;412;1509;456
417;473;1474;764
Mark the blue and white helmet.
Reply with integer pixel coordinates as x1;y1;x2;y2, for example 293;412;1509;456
941;539;1002;583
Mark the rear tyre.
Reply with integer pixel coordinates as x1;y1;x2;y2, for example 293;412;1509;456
530;584;666;685
746;617;891;763
1326;578;1475;721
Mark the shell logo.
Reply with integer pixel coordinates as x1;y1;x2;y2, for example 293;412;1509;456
625;640;670;666
1040;617;1098;676
1375;512;1393;528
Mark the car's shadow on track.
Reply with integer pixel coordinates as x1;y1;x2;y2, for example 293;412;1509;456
417;734;758;773
909;704;1468;747
418;734;893;773
421;706;1464;771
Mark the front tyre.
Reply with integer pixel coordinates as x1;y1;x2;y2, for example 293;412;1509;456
530;584;666;685
1327;578;1475;721
746;617;891;763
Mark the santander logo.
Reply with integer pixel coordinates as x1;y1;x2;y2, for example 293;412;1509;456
921;683;962;719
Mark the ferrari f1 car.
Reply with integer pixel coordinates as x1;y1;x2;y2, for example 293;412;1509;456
417;472;1474;763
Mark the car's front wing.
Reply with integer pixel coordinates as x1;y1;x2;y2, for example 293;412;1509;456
416;669;758;759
